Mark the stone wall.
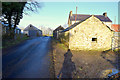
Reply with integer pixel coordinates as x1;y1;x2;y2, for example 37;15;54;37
68;16;113;51
112;37;120;50
59;32;69;47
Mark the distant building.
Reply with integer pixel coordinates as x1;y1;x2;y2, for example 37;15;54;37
1;21;21;35
53;25;64;39
23;24;42;37
15;27;21;34
1;22;9;35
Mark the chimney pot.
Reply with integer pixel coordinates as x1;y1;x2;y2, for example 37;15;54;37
70;11;72;16
103;12;107;17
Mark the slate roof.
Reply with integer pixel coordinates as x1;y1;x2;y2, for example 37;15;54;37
61;22;81;33
62;15;112;33
61;16;91;32
24;24;39;31
53;25;64;32
70;14;112;22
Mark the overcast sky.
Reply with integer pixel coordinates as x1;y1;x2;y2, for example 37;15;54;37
18;2;118;30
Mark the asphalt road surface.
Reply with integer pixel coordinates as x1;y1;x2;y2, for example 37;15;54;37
2;37;51;78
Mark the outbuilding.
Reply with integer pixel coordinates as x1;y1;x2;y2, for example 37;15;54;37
23;24;42;37
53;25;64;39
60;12;114;51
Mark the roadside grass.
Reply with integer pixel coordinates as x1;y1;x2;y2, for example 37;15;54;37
50;38;65;78
43;34;53;37
58;43;68;50
2;34;29;49
49;38;68;78
49;37;59;78
113;49;120;54
52;38;68;50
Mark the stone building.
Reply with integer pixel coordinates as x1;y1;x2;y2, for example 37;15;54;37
23;24;42;37
53;25;64;39
60;14;113;51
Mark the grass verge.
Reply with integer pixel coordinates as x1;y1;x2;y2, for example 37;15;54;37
49;37;68;78
2;34;29;49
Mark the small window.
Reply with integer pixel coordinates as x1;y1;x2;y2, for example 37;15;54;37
92;38;97;42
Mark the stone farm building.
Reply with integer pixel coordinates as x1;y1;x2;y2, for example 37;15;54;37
23;24;42;37
53;25;64;39
59;11;114;51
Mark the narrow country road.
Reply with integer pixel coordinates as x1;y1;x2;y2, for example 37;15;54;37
2;37;51;78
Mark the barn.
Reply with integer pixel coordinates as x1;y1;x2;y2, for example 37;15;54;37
60;13;114;51
23;24;42;37
53;25;64;39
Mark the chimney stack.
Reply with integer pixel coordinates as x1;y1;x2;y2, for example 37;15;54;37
103;12;107;17
70;11;72;16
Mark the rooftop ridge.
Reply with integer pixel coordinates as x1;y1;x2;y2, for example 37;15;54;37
72;14;107;16
70;14;112;22
72;14;91;15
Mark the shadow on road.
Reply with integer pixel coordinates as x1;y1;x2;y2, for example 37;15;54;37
57;49;76;79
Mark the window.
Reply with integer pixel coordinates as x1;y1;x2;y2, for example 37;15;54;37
92;38;97;42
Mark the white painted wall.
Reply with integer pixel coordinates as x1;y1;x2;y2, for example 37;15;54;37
71;21;79;25
103;22;112;30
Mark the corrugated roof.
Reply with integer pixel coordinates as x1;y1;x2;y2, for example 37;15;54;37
24;24;39;31
70;14;112;22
